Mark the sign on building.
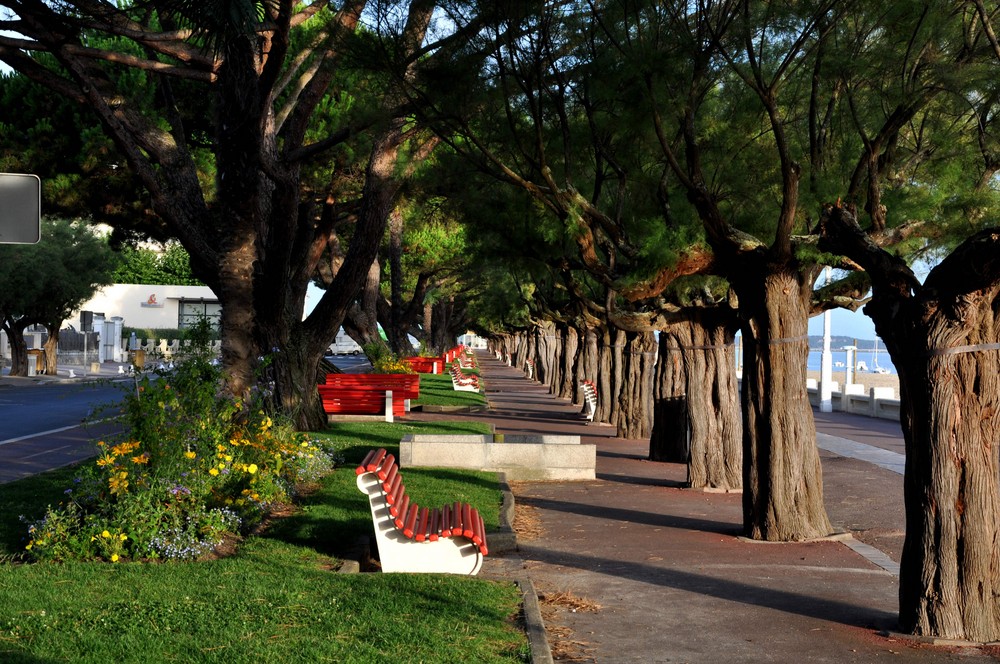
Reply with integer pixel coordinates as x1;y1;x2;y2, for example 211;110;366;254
0;173;41;244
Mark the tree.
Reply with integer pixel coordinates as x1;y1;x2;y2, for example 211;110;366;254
819;205;1000;641
0;218;116;375
0;1;440;428
111;243;202;286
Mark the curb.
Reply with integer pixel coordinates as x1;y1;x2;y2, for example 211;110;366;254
515;575;554;664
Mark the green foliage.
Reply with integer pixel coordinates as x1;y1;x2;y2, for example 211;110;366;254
111;243;203;286
0;218;116;327
22;345;336;563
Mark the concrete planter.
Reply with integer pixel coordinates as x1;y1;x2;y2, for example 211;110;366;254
399;433;596;481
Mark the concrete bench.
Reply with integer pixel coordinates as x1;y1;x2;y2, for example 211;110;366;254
318;374;419;422
355;448;488;575
580;379;597;422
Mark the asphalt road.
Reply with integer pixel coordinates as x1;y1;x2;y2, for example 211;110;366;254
0;380;125;484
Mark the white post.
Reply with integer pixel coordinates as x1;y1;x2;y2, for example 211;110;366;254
844;345;856;387
384;390;394;424
819;267;834;413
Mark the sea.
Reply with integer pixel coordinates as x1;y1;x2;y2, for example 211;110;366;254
805;348;896;375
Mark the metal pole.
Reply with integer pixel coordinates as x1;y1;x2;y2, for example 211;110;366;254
819;267;834;413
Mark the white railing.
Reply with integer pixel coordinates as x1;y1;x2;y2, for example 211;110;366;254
806;379;900;422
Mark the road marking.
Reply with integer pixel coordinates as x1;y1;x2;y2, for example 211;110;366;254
0;424;82;447
18;444;72;461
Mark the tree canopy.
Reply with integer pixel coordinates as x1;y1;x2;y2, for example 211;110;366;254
0;217;116;375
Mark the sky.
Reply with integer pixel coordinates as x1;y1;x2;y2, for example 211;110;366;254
807;306;876;341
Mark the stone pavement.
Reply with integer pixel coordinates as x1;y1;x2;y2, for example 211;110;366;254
414;351;1000;663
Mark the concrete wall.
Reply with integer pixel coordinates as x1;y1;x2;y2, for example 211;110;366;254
806;379;900;422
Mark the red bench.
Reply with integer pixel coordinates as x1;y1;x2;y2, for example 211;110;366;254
401;356;445;374
355;448;488;574
318;374;420;422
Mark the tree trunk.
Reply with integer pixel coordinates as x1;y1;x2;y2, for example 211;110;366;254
6;319;30;377
738;268;832;541
580;326;602;418
650;330;689;462
560;325;579;401
615;331;656;440
818;206;1000;640
43;326;60;376
674;312;742;491
343;259;391;352
889;304;1000;641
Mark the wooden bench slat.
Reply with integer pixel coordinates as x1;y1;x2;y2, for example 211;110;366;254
385;475;403;506
415;507;431;542
355;448;380;475
428;508;441;542
365;448;387;473
381;463;399;493
451;501;463;536
402;503;419;539
440;504;453;537
376;454;396;481
393;493;411;527
461;503;475;539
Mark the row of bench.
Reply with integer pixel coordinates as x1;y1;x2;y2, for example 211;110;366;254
319;347;482;419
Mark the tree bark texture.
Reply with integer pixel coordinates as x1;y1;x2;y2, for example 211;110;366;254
614;330;657;440
737;267;832;541
559;325;580;401
889;293;1000;641
5;320;29;377
42;328;60;376
673;313;742;491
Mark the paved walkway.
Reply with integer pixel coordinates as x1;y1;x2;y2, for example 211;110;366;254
415;352;998;663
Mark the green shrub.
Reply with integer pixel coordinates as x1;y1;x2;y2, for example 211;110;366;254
23;343;335;563
364;342;416;374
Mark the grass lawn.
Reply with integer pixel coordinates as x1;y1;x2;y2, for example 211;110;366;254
415;372;487;408
0;419;528;663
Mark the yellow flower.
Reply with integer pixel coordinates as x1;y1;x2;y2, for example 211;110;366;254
102;530;111;539
131;453;150;465
25;542;32;550
111;554;119;563
247;464;258;475
209;468;220;476
96;454;116;467
119;534;127;541
108;471;129;495
184;451;196;459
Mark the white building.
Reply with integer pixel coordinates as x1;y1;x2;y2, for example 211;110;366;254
72;283;220;330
